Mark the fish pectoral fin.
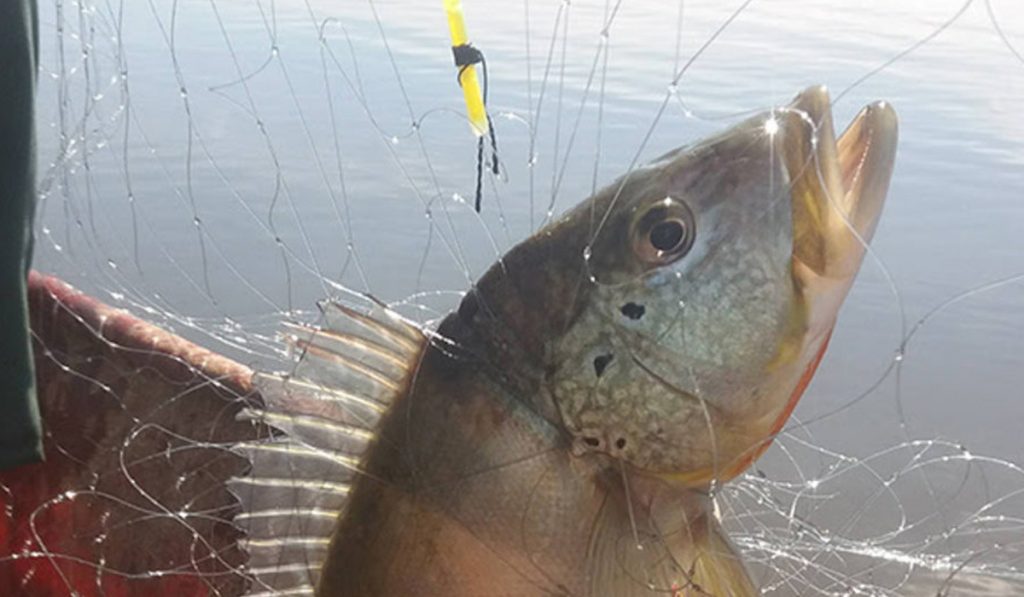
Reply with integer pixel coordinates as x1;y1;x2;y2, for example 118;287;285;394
229;298;426;597
588;492;757;597
680;521;758;597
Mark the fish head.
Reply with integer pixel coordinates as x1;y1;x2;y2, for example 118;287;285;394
547;86;897;486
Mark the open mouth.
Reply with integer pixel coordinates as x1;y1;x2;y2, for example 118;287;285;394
782;86;899;280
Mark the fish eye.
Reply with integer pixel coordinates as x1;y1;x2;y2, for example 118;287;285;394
650;220;685;252
631;198;695;265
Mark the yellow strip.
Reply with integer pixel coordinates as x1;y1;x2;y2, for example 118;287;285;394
443;0;489;136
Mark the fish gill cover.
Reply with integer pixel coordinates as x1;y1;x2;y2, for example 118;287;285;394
4;0;1024;595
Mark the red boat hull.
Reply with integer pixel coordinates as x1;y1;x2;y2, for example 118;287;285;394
0;273;260;596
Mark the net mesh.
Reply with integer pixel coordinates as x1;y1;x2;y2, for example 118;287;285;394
5;0;1024;594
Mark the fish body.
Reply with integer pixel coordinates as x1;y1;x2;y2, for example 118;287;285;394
239;86;898;597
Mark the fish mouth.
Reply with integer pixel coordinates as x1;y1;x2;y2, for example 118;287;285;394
781;85;898;280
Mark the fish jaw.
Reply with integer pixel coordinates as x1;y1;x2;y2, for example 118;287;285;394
680;86;900;485
771;86;899;455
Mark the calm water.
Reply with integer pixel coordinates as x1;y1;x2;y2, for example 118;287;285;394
33;0;1024;593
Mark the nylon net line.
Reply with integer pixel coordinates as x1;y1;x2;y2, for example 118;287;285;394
3;0;1024;595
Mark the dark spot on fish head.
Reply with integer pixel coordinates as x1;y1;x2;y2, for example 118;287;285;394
620;302;645;320
583;436;602;448
592;353;614;377
614;437;627;450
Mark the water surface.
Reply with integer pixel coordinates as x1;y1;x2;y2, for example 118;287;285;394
33;0;1024;593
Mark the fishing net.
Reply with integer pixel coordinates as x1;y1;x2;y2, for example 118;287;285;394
5;0;1024;594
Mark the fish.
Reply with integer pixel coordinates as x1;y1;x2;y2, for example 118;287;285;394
231;85;898;597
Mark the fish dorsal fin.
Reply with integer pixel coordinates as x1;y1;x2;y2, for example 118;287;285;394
229;299;425;597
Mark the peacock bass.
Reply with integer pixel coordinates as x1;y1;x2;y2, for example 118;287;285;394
233;86;898;596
